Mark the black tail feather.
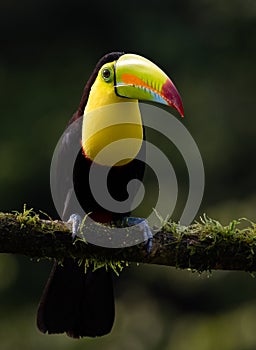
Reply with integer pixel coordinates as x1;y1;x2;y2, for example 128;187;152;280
37;258;115;338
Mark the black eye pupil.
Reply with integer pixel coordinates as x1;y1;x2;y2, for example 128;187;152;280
102;68;111;79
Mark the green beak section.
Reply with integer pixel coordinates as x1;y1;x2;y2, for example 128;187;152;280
115;54;184;117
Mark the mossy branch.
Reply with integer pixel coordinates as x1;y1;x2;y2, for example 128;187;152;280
1;209;256;273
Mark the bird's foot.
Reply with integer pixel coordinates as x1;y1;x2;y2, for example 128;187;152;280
67;214;82;239
125;217;153;254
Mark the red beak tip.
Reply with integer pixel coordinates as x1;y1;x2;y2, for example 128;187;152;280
176;105;184;118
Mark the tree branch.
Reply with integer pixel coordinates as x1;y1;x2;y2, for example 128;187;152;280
1;210;256;272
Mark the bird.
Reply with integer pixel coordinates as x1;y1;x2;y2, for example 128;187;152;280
37;52;184;338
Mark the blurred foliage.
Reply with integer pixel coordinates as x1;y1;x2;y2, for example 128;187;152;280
0;0;256;349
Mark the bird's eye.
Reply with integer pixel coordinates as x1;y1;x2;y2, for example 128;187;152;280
102;68;112;82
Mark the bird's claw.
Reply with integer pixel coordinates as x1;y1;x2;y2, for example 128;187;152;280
68;214;82;239
125;217;153;253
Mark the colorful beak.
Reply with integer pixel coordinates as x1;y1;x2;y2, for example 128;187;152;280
115;54;184;117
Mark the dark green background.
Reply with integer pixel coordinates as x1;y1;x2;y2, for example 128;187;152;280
1;0;256;349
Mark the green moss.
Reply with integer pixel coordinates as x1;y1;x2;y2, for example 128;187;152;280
160;214;256;273
13;204;41;228
12;205;70;236
76;257;129;276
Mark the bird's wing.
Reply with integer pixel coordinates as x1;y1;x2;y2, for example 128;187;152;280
51;115;83;221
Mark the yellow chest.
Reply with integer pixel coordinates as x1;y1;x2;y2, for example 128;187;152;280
81;101;143;167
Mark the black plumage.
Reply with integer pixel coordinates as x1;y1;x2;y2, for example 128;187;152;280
37;52;145;337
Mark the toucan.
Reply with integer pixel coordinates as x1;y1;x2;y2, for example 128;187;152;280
37;52;184;338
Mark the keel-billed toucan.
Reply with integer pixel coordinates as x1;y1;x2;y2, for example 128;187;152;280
37;52;184;338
